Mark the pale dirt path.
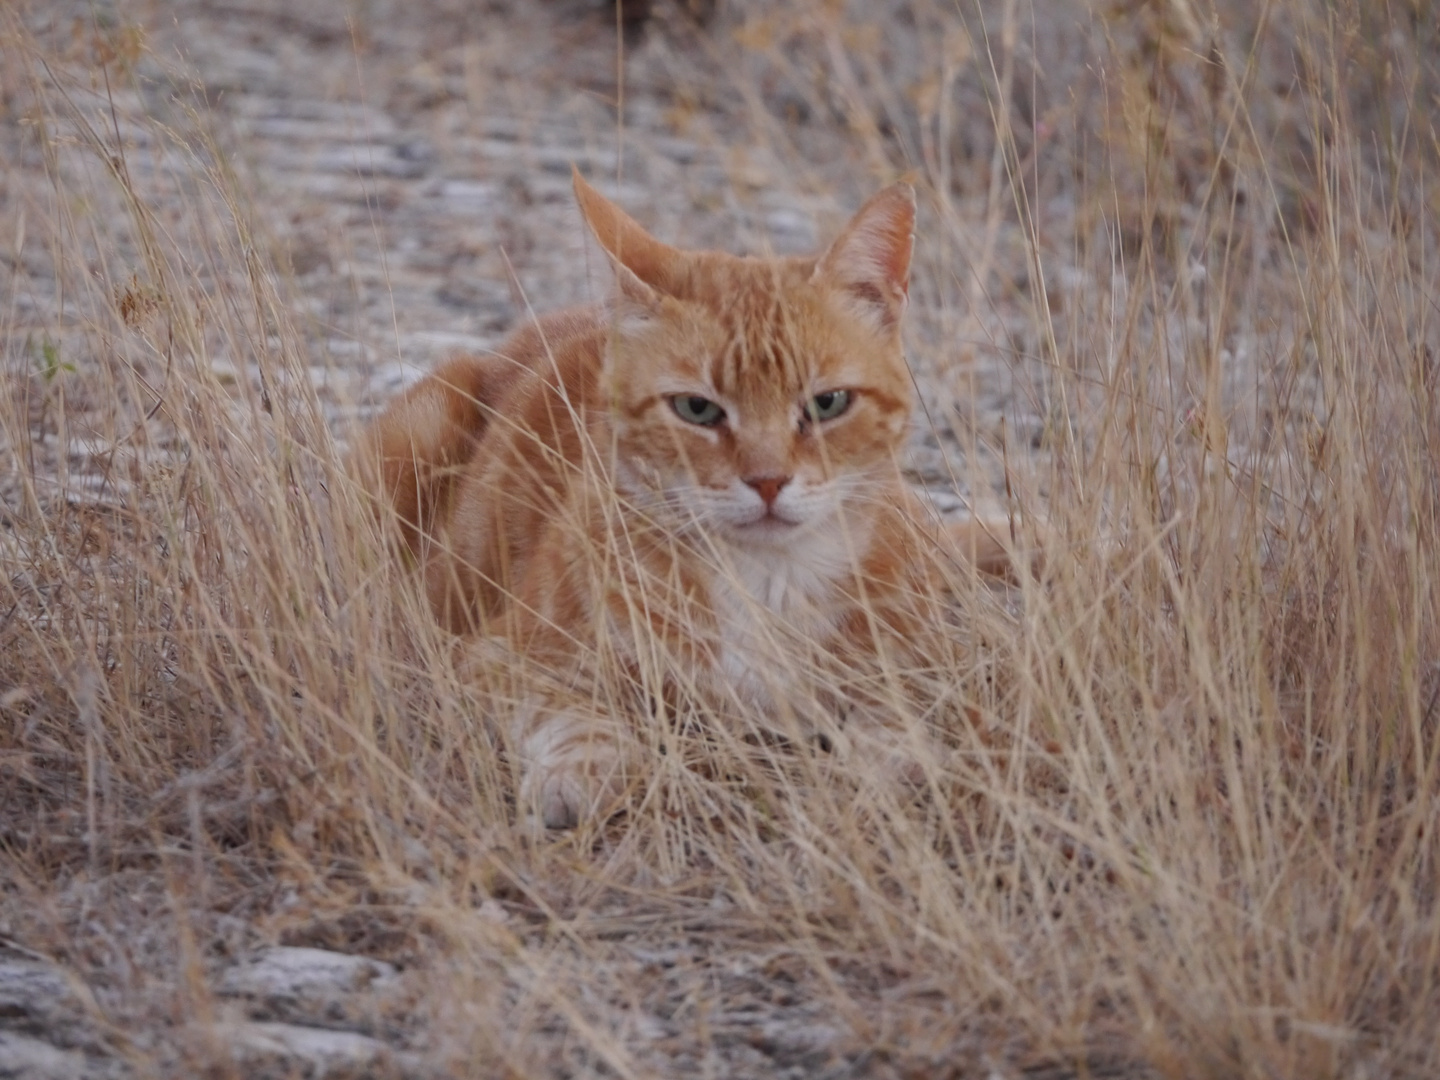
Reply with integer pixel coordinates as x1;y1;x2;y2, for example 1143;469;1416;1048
4;0;1054;515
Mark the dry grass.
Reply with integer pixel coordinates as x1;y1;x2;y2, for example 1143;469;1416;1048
2;0;1437;1076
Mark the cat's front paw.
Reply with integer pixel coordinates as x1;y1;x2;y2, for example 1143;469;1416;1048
522;756;630;830
518;713;633;829
826;706;939;792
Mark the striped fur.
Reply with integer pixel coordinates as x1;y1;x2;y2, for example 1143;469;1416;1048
356;173;1019;827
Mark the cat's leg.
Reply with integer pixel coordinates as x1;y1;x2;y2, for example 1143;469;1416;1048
514;699;635;829
894;490;1046;583
946;515;1048;582
822;698;941;791
472;623;639;830
354;354;512;556
792;651;940;792
812;596;952;793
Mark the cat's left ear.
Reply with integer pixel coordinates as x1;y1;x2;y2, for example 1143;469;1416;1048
812;183;915;333
573;167;682;306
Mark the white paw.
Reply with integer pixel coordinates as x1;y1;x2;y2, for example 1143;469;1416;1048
826;709;938;791
518;715;632;830
525;760;625;829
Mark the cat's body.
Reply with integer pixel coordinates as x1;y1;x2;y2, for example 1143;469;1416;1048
359;173;1017;827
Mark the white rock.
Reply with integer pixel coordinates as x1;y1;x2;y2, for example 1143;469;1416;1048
0;961;76;1017
207;1020;393;1075
217;946;397;1004
0;1032;90;1080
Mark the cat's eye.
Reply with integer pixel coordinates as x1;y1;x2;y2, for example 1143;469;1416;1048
805;389;852;422
671;395;726;427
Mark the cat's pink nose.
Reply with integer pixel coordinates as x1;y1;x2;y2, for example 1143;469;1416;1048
745;475;791;507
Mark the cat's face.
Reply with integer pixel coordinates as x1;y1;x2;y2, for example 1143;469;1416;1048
603;264;912;548
575;175;917;551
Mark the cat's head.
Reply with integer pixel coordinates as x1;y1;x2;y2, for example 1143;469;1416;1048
575;171;916;551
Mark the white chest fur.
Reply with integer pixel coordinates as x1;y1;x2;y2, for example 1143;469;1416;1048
708;518;873;709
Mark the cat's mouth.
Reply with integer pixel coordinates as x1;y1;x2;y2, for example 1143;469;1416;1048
732;508;804;537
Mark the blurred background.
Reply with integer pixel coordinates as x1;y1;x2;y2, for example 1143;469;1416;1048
6;0;1437;495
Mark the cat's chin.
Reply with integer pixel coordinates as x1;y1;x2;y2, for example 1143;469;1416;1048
723;515;808;547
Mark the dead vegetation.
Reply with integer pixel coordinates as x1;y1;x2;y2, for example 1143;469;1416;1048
2;0;1437;1076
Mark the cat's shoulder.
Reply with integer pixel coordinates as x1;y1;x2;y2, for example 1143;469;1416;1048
491;306;610;429
499;305;607;369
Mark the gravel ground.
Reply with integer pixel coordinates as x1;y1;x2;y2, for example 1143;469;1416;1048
5;0;1063;516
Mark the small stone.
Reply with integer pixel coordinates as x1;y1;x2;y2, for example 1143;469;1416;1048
0;960;78;1023
217;947;397;1010
0;1032;94;1080
204;1020;398;1078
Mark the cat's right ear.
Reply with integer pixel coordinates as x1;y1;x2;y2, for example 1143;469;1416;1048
812;183;916;333
573;168;681;305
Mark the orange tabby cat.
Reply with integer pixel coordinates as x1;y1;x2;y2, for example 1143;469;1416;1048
358;171;1019;827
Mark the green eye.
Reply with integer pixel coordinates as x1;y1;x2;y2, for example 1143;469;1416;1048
806;389;852;422
671;395;726;426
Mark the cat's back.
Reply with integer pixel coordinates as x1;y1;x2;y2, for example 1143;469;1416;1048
471;304;608;473
493;306;606;384
427;306;613;629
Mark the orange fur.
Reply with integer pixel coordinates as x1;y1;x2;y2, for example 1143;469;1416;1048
356;173;1022;827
